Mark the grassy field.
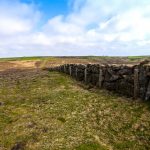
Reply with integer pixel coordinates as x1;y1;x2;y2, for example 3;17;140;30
0;56;150;65
0;66;150;150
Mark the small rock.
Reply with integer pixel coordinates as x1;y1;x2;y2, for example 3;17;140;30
110;75;120;81
11;142;25;150
0;101;4;106
26;121;36;128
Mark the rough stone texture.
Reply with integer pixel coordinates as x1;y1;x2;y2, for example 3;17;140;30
49;61;150;101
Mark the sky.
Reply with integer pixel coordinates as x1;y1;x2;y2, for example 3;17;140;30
0;0;150;57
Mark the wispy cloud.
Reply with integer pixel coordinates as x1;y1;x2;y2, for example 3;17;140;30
0;0;150;57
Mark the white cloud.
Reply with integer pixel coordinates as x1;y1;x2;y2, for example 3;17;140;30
0;0;150;57
43;15;84;35
0;0;41;35
41;0;150;55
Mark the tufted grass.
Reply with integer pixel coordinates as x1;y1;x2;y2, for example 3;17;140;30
0;69;150;150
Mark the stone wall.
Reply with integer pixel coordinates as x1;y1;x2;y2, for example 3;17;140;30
49;61;150;101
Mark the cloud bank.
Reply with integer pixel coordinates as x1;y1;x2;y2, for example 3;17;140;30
0;0;150;57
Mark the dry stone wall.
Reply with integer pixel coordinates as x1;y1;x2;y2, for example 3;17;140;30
49;61;150;101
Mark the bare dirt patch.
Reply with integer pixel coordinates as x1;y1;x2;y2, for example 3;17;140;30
0;61;39;72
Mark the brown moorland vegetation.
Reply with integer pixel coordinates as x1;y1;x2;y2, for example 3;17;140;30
0;56;150;150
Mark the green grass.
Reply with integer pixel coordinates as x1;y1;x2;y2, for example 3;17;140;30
0;56;43;61
76;143;107;150
127;56;150;61
0;69;150;150
0;56;150;67
0;56;60;62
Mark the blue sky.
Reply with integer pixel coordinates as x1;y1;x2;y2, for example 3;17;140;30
0;0;150;57
28;0;69;23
